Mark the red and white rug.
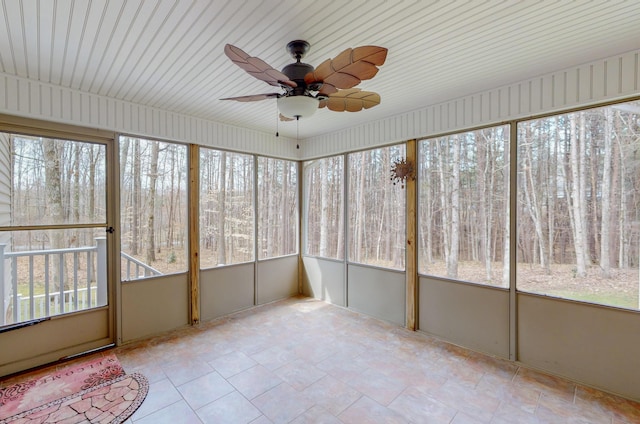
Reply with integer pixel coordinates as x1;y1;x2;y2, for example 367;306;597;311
0;353;148;423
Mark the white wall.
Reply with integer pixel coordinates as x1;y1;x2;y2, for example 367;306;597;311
301;50;640;159
0;74;300;160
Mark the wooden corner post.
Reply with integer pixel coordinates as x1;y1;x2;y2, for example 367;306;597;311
406;139;418;330
189;144;200;325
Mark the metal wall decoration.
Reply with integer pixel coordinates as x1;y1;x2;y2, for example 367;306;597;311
390;158;415;188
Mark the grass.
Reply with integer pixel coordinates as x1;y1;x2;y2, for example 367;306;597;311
542;289;639;310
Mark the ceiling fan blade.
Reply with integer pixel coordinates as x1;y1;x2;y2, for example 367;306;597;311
224;44;297;88
220;93;280;102
318;82;338;96
320;88;381;112
279;113;295;122
304;46;387;90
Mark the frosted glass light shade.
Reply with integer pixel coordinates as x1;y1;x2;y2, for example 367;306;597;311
278;95;318;119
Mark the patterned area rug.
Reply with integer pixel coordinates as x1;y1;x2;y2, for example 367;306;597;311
0;353;148;423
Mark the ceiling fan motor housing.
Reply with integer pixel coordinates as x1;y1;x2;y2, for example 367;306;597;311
282;62;315;95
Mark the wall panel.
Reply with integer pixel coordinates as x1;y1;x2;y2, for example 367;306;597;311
347;264;405;326
0;74;299;159
121;274;189;343
301;257;345;307
257;255;299;305
200;264;255;321
301;48;640;159
518;294;640;401
419;277;509;359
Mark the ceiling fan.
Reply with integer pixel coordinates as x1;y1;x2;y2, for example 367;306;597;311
221;40;387;120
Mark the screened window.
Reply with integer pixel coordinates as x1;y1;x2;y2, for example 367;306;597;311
348;145;406;270
119;136;187;280
516;102;640;309
199;148;254;268
10;136;106;226
303;156;344;259
257;157;298;259
418;126;510;287
1;133;107;326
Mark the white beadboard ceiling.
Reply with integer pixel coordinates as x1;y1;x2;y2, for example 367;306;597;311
0;0;639;140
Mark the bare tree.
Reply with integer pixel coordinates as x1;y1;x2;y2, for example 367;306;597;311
600;108;613;277
145;142;159;264
567;113;588;277
42;139;64;289
217;151;227;265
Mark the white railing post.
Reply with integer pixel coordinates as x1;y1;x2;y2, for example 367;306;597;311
96;237;107;307
0;243;5;325
16;293;22;322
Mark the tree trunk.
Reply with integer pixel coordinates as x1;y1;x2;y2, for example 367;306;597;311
89;145;97;220
218;151;227;265
319;158;329;256
167;146;176;257
145;142;159;264
336;157;345;259
354;152;366;262
522;127;549;272
449;135;460;278
42;139;64;289
502;131;510;286
600;109;613;277
132;139;141;255
569;114;587;277
73;144;80;225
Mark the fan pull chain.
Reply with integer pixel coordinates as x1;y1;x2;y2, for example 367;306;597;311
296;116;300;149
275;108;279;137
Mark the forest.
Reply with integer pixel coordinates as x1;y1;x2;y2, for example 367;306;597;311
120;139;298;276
304;145;406;270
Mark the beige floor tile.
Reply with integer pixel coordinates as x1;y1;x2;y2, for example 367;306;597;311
513;367;577;403
339;395;408;424
207;351;257;379
130;378;182;421
289;405;342;424
177;371;235;410
227;365;283;400
302;375;362;416
196;391;262;424
345;367;407;406
388;386;459;423
161;357;214;387
133;399;203;424
274;358;327;391
251;383;314;423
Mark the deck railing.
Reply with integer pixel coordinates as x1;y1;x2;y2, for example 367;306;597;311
13;287;98;323
120;251;162;280
0;238;108;326
1;238;165;326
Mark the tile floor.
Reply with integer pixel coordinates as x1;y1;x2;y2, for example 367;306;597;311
16;296;640;423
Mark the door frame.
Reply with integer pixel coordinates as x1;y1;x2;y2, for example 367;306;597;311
0;115;116;376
